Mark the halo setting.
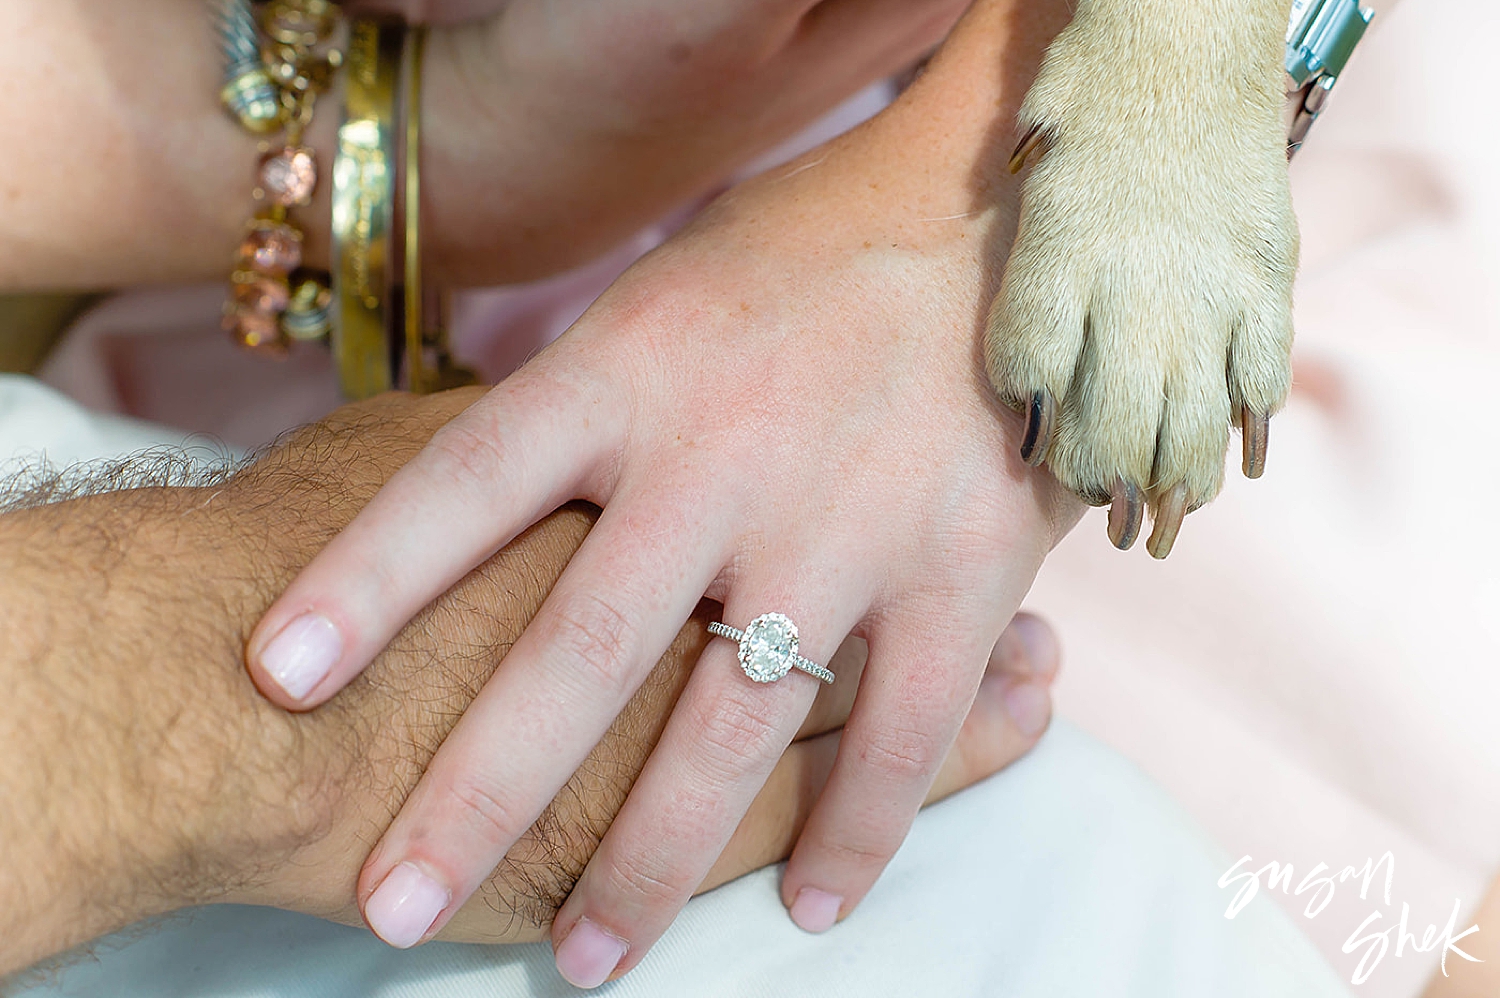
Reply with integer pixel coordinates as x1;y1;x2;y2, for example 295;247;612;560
706;614;834;685
737;613;799;683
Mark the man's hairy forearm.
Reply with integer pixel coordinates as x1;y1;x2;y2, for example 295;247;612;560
0;474;316;973
0;390;715;978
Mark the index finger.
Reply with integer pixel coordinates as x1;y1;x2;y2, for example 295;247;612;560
245;367;622;710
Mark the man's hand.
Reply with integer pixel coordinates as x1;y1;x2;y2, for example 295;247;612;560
0;389;1059;980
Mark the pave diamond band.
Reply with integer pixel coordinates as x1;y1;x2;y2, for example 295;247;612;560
708;613;835;685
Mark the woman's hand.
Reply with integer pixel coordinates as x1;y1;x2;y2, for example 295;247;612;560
247;0;1083;986
230;390;1067;948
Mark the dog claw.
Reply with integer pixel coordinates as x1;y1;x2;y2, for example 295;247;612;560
1146;484;1189;560
1241;407;1269;479
1020;390;1056;467
1107;480;1144;550
1009;124;1044;174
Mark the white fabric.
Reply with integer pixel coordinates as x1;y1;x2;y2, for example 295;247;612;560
0;374;204;470
0;373;1345;996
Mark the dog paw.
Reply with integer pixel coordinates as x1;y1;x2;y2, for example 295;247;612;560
987;0;1297;557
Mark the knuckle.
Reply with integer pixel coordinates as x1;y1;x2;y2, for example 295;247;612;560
686;687;786;779
814;829;901;871
600;846;694;911
427;415;513;490
855;723;944;784
542;591;642;698
445;776;527;850
948;717;1006;777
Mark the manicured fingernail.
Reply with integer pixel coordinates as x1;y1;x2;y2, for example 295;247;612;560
259;612;341;701
555;918;628;989
789;888;842;933
1010;615;1057;681
1003;682;1051;738
364;862;449;949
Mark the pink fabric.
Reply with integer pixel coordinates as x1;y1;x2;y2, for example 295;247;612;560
1032;2;1500;994
39;6;1499;993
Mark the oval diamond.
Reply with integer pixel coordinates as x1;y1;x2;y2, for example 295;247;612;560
738;613;798;683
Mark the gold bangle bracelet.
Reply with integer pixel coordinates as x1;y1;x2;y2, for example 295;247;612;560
402;27;477;395
402;26;426;393
332;18;403;399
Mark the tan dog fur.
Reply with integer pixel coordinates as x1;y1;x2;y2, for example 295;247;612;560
989;0;1300;556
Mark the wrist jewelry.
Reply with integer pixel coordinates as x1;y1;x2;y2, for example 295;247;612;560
1285;0;1374;156
331;17;403;398
215;0;343;355
402;27;478;395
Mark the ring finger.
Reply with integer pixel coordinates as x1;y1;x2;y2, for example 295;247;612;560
548;572;867;988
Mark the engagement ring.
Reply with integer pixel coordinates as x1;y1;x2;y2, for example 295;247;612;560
707;612;835;685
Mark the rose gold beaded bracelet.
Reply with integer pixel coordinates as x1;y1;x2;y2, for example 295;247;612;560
214;0;343;356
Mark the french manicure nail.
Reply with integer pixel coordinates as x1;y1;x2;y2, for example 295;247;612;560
1003;683;1052;739
555;918;628;989
259;612;341;701
789;887;843;933
364;862;449;950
